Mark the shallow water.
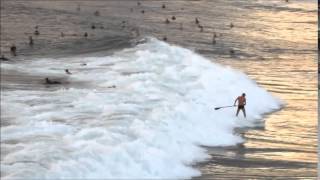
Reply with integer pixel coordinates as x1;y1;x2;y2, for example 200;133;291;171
193;0;318;178
196;56;317;179
160;0;318;176
1;0;317;179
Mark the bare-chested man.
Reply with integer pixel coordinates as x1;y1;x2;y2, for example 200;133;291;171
234;93;246;117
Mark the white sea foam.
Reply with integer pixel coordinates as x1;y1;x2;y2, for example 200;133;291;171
1;38;281;179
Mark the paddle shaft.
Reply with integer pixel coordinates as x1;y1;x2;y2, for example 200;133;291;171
214;105;236;110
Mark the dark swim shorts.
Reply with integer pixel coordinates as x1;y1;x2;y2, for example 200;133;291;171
238;105;245;109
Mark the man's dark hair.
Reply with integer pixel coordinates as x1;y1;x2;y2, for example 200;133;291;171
242;93;246;96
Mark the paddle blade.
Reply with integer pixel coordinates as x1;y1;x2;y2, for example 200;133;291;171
214;107;220;110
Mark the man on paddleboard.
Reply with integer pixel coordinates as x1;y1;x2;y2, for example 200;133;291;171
234;93;246;117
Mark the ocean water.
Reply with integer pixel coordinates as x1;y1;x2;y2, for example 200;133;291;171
1;38;281;179
1;0;317;179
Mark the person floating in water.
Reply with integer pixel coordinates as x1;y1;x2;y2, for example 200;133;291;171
198;25;204;32
163;36;167;41
212;36;216;44
230;49;235;55
213;32;217;38
94;10;100;16
29;36;34;46
234;93;246;118
34;30;40;35
195;18;199;24
10;45;17;56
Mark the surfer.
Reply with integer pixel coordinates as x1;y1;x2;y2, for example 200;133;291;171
234;93;246;117
65;69;72;75
45;78;61;84
108;85;116;88
0;55;9;61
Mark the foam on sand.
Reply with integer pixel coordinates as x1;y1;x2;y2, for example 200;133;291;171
1;38;282;179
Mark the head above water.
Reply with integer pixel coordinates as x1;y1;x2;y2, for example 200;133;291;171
242;93;246;97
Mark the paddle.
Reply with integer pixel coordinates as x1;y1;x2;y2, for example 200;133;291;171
214;105;236;110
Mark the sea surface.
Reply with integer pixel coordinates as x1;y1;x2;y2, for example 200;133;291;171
1;0;317;179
